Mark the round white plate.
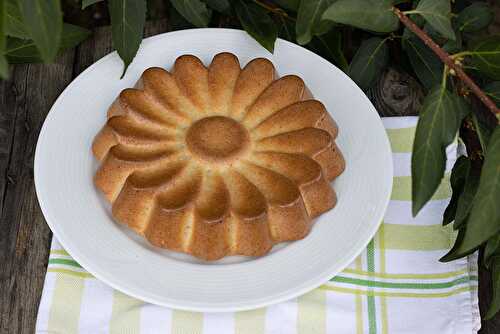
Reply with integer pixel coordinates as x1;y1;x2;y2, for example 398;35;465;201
35;28;393;312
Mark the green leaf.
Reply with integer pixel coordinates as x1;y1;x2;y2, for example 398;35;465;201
422;23;448;46
485;234;500;268
275;0;300;11
347;37;388;91
322;0;399;33
486;257;500;319
442;27;462;54
401;14;424;41
453;162;479;230
470;36;500;80
168;2;195;30
203;0;230;13
439;226;475;262
170;0;211;28
234;0;278;53
443;156;469;226
414;0;455;40
278;18;296;42
411;87;470;216
82;0;103;10
457;3;493;33
108;0;146;78
307;28;348;71
5;38;42;63
484;82;500;106
296;0;335;45
5;0;29;39
59;24;92;49
19;0;62;63
0;0;8;79
403;37;443;90
440;226;477;262
471;112;493;154
449;127;500;255
6;24;91;64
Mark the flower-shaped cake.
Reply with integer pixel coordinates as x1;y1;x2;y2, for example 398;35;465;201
92;53;345;260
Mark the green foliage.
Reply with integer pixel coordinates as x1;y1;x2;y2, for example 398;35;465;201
307;28;348;71
485;234;500;268
278;18;295;42
82;0;104;10
487;259;500;319
322;0;399;33
296;0;335;45
19;0;62;63
108;0;146;78
411;85;470;216
484;82;500;106
472;113;493;154
234;0;277;53
274;0;300;12
348;37;389;91
442;26;463;53
447;128;500;257
453;161;479;230
443;156;469;226
457;3;494;33
203;0;230;13
403;36;443;90
168;2;195;30
5;24;91;63
471;36;500;80
5;0;29;39
0;0;7;79
412;0;455;40
170;0;211;27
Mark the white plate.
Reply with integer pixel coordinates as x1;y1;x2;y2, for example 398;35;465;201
35;29;393;312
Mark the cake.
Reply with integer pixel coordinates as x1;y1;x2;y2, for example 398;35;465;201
92;52;345;260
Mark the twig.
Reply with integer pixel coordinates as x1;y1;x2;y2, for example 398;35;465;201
393;7;500;118
252;0;296;21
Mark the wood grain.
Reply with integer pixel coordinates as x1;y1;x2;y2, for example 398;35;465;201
0;18;499;333
0;52;75;333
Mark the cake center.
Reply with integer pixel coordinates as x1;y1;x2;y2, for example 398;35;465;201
186;116;249;162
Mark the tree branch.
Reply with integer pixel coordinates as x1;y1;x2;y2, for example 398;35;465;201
252;0;296;21
393;7;500;118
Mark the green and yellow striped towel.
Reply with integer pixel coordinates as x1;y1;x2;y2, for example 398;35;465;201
36;117;480;334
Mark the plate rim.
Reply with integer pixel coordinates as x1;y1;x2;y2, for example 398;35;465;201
34;28;393;312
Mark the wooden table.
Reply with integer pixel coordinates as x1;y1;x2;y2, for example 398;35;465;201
0;20;498;333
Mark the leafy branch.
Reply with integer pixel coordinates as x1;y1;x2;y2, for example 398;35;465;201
394;7;499;118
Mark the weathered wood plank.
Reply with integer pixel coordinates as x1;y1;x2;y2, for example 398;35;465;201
0;19;168;334
0;50;76;333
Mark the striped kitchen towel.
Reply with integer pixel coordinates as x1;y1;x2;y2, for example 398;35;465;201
36;117;480;334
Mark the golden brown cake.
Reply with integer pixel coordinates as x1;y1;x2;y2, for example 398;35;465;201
92;52;345;260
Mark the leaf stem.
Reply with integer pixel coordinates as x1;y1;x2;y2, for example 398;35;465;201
451;51;473;59
393;7;500;119
442;65;448;90
402;10;419;15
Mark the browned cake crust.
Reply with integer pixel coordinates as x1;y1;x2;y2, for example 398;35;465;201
92;52;345;260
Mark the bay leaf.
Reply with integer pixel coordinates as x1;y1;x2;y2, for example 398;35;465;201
411;87;470;216
348;37;389;91
19;0;62;63
108;0;146;77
